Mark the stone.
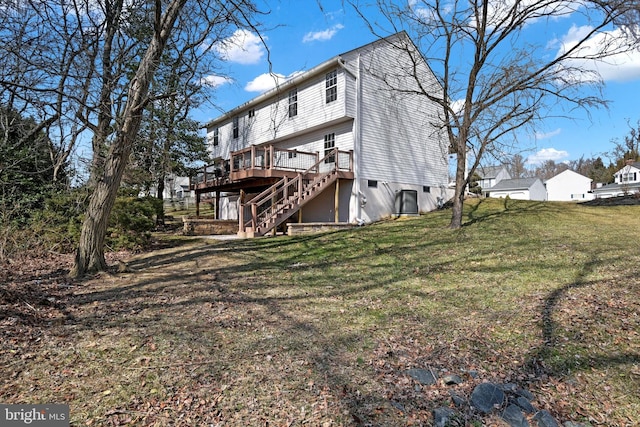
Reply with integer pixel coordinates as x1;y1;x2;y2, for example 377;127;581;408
449;391;467;408
515;396;536;414
406;368;438;385
443;374;464;385
501;404;530;427
390;400;405;413
533;410;559;427
516;388;535;401
433;407;457;427
470;382;505;413
499;383;518;392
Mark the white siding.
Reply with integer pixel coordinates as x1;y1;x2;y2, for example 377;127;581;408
203;32;451;225
341;36;448;188
206;68;355;160
545;170;594;202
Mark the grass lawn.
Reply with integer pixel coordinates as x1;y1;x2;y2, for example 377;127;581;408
1;198;639;426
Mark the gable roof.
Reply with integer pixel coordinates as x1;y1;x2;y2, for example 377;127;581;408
476;165;507;179
614;161;640;174
487;177;540;191
545;169;592;183
203;31;429;129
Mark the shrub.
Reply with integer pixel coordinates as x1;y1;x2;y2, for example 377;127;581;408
107;196;164;250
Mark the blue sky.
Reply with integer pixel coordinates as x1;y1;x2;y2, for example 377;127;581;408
193;0;640;167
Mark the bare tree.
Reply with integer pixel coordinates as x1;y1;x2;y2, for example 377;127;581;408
507;154;528;179
609;119;640;166
70;0;266;277
350;0;638;228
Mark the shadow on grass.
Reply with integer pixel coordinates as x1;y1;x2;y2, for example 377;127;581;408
463;198;552;227
525;254;640;379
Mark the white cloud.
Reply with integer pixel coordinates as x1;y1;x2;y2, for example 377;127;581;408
199;75;233;88
214;29;265;65
244;71;304;93
526;148;569;164
302;24;344;43
244;73;286;92
535;128;562;140
554;25;640;82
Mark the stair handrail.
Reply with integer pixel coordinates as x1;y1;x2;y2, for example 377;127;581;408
242;149;339;231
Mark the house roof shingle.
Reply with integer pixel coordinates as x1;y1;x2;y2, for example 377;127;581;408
476;165;506;179
487;177;540;191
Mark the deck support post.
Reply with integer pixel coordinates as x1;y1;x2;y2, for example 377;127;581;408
215;191;220;219
196;191;201;217
335;179;340;223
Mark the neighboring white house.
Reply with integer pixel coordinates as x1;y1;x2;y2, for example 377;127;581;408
194;32;451;236
545;169;594;202
476;165;511;193
592;161;640;198
485;177;547;201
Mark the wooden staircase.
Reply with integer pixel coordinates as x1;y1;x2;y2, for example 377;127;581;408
240;149;345;237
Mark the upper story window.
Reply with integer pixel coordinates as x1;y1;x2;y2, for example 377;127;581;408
288;88;298;118
248;108;255;118
621;172;637;182
213;128;219;146
232;116;239;139
324;133;335;163
325;70;337;104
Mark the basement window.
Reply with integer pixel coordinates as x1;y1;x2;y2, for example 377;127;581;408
368;180;378;188
423;186;430;193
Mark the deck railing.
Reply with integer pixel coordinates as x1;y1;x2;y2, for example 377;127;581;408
230;146;319;174
192;145;352;190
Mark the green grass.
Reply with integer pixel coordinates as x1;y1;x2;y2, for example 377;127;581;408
2;198;639;425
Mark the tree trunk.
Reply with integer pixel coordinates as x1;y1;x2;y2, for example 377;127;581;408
70;0;187;278
449;149;467;229
157;176;165;200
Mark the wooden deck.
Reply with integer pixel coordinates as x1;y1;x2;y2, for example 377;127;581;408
191;145;353;194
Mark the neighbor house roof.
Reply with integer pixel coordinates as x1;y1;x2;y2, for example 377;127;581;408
616;161;640;171
592;181;640;194
487;177;540;191
544;169;592;184
476;165;506;179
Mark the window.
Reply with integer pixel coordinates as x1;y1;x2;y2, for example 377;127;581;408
232;116;239;139
368;180;378;188
248;109;255;118
213;128;219;146
288;89;298;118
423;186;431;193
324;133;335;163
325;70;337;103
288;151;297;159
621;172;637;182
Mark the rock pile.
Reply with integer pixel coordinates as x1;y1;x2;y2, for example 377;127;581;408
405;368;590;427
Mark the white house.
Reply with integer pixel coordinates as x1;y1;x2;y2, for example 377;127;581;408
592;161;640;198
545;169;594;202
193;32;451;236
476;165;511;193
485;177;547;201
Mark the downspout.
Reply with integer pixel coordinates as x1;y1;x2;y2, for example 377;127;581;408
354;53;363;223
